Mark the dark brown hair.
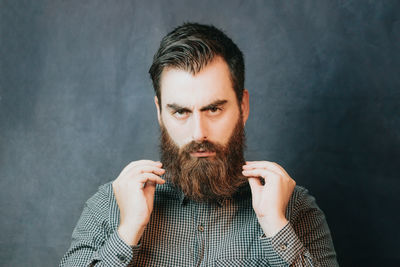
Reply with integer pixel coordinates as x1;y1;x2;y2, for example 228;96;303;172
149;22;245;107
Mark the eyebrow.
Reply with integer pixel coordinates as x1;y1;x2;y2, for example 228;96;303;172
166;99;228;112
200;100;228;111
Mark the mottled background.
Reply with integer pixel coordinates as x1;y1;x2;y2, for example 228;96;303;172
1;0;399;266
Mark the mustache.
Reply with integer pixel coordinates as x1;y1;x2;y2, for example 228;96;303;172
181;140;221;154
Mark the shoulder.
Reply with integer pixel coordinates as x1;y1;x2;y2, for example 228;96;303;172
291;185;316;203
287;185;322;219
291;185;312;202
84;181;119;230
85;181;114;209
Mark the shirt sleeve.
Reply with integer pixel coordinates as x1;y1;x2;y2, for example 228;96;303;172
59;186;141;266
259;187;339;266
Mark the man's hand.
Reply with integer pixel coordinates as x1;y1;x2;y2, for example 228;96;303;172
112;160;165;245
242;161;296;237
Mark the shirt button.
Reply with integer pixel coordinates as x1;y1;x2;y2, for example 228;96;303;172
279;243;287;251
198;225;204;232
117;254;127;263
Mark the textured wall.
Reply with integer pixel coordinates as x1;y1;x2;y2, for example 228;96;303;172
1;0;399;266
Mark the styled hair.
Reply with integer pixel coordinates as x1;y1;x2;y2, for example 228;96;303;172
149;22;245;107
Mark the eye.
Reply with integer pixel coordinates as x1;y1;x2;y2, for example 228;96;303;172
208;106;222;115
173;109;189;119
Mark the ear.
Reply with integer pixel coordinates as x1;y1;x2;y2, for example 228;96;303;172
241;89;250;125
154;96;161;125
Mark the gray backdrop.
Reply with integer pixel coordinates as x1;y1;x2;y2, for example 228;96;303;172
1;0;399;266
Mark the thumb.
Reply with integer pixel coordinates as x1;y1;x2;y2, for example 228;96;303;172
248;177;262;192
143;181;157;195
143;181;157;203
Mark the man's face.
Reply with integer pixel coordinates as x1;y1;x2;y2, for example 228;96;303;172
154;56;249;201
155;56;249;151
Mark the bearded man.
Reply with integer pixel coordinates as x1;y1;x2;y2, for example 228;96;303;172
60;23;338;266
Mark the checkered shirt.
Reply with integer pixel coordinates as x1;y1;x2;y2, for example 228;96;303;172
60;181;338;266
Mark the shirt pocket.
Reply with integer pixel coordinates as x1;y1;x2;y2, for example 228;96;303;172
214;258;274;267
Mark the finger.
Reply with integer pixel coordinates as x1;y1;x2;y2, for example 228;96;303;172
248;177;262;187
143;181;157;204
245;160;260;164
244;161;277;168
124;160;162;173
136;173;165;186
248;177;263;197
242;168;280;180
129;160;162;168
143;181;157;192
244;161;273;168
243;161;287;176
136;166;165;176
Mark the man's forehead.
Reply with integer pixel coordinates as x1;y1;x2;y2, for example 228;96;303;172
159;58;236;107
161;87;234;109
162;83;229;105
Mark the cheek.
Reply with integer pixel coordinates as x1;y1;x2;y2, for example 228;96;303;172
218;123;236;144
218;111;241;142
161;115;190;147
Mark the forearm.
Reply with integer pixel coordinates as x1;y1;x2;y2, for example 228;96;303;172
61;231;139;267
60;197;141;267
260;187;338;266
261;222;332;267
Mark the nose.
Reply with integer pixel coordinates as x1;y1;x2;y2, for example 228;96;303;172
192;111;208;142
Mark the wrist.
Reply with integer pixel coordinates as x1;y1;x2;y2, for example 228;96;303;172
258;216;288;238
118;222;146;246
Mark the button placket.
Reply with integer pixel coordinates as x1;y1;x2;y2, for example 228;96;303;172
195;202;210;267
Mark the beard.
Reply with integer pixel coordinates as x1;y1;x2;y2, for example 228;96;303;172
159;115;248;202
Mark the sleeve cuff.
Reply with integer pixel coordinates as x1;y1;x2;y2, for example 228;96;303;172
260;222;306;265
92;231;141;266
